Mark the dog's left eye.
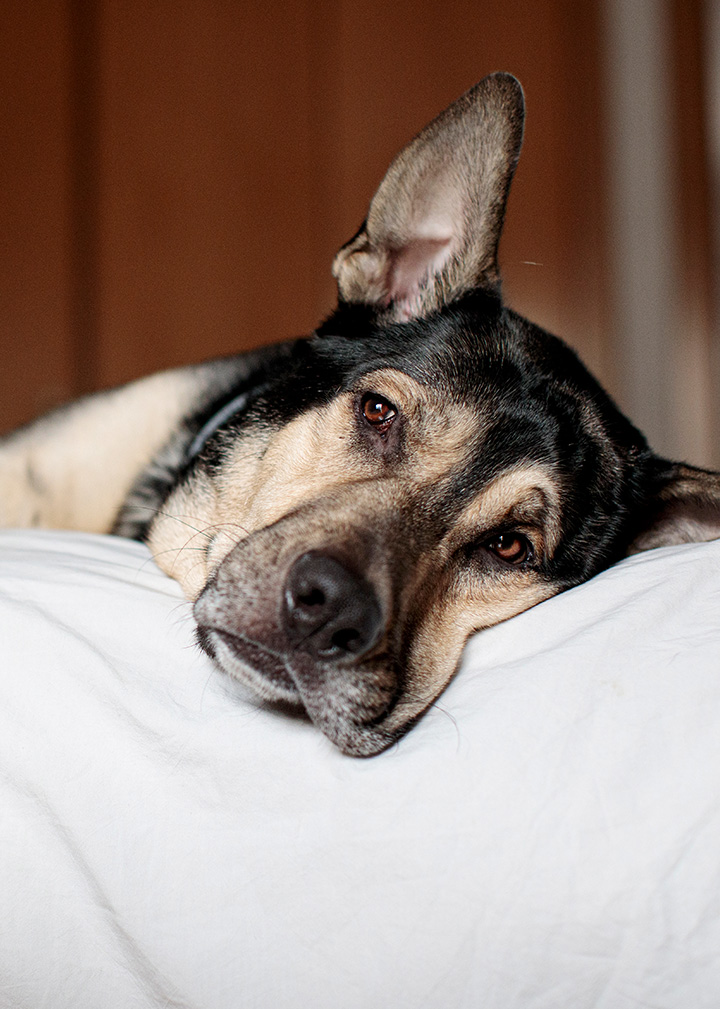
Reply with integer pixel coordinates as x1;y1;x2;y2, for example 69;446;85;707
361;393;397;432
486;532;533;564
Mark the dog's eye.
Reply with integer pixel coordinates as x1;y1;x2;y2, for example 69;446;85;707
486;532;533;564
361;393;397;432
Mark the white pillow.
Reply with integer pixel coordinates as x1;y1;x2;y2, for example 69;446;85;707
1;529;719;1008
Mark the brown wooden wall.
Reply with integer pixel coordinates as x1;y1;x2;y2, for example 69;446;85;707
1;0;609;434
2;0;715;463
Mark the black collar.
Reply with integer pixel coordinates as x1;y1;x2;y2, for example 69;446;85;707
186;382;270;462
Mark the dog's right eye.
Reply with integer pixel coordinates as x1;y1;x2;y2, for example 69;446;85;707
360;393;398;434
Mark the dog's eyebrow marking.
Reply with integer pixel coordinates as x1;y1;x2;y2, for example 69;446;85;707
353;368;481;478
452;464;563;555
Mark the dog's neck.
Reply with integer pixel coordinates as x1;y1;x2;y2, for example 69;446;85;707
187;386;268;462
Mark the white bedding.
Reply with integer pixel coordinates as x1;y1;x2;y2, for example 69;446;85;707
1;529;719;1009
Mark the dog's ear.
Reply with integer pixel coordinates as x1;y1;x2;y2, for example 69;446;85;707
629;463;720;553
332;72;525;323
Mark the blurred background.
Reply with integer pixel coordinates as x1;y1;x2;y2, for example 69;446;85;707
2;0;719;465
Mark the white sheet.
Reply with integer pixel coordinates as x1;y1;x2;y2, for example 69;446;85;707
1;529;719;1009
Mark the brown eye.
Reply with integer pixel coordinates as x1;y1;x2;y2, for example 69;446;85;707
361;393;397;432
486;532;532;564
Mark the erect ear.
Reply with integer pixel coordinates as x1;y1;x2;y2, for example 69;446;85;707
332;72;525;324
629;462;720;553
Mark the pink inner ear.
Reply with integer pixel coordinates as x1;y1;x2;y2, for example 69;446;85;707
386;236;455;318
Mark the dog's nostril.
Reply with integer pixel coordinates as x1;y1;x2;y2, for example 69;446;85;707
297;586;326;608
330;628;361;653
284;550;382;661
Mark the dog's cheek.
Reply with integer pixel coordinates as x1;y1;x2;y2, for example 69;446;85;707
147;430;286;601
388;597;482;733
228;399;375;533
146;474;221;600
453;569;557;630
388;573;557;732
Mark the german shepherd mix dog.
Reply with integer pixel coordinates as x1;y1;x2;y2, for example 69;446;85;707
2;74;719;755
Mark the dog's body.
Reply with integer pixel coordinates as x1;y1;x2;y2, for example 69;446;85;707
2;74;719;755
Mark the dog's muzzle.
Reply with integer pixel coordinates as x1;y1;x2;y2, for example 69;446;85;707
193;528;403;757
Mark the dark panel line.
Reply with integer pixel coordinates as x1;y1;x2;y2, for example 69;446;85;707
69;0;101;395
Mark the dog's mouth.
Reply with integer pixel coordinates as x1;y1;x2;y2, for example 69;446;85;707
192;533;410;756
198;626;299;700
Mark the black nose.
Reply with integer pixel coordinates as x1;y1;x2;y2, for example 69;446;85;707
283;551;382;660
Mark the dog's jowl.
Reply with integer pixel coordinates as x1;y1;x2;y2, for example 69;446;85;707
2;73;719;755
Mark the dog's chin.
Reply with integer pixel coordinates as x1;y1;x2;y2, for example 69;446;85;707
196;627;398;757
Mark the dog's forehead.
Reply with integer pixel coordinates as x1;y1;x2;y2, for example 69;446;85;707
316;297;640;477
346;364;475;430
320;300;547;424
328;326;562;474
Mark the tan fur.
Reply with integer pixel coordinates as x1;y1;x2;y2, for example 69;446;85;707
187;428;561;752
383;469;561;733
147;369;480;598
149;366;562;748
392;574;556;734
0;369;205;532
451;464;564;558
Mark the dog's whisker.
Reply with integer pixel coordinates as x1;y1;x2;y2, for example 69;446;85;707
203;521;251;537
145;508;216;541
199;521;251;547
147;545;207;562
125;504;248;547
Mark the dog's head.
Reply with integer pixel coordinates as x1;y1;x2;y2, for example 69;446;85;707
150;74;720;755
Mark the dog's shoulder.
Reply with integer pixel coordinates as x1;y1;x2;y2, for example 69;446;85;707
0;341;299;534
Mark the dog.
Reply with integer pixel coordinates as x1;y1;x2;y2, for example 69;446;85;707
1;73;719;756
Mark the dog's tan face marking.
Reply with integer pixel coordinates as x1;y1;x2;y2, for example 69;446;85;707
148;368;480;598
378;466;562;735
449;464;565;560
227;368;480;532
388;573;556;737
